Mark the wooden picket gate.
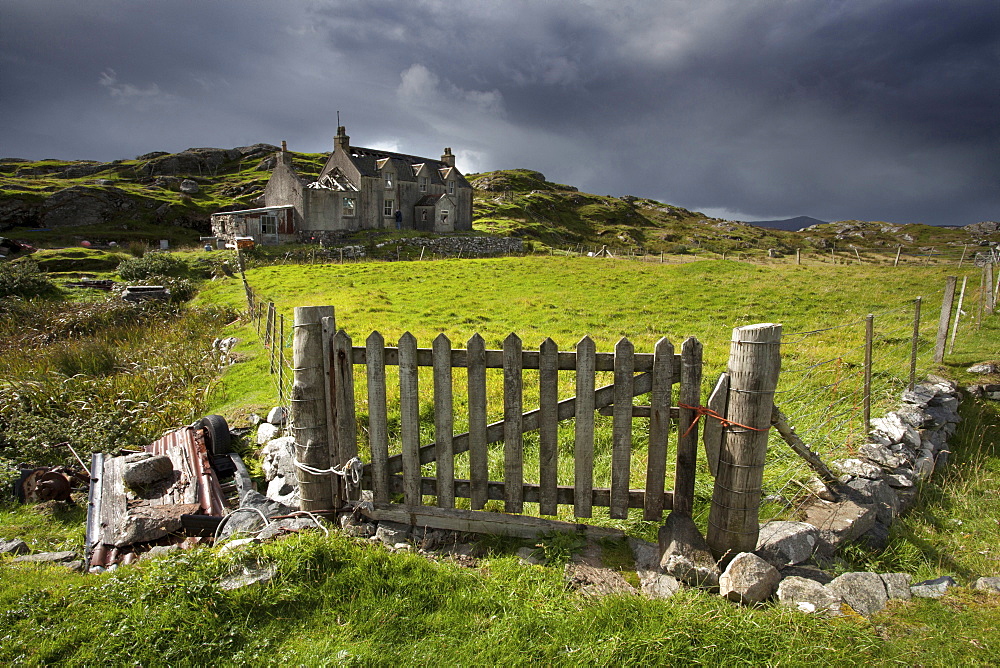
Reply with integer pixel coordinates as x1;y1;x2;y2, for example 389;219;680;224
292;307;703;537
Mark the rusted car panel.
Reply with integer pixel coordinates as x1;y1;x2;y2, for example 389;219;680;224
86;418;249;570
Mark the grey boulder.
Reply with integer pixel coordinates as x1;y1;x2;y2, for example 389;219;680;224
827;572;888;616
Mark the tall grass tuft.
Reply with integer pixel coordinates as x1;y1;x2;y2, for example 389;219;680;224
50;339;120;377
0;299;237;466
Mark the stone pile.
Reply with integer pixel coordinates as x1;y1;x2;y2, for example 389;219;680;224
798;375;961;555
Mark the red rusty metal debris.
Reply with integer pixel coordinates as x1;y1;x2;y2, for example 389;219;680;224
16;466;89;503
86;418;243;571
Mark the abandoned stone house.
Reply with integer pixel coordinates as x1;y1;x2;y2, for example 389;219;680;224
210;127;473;244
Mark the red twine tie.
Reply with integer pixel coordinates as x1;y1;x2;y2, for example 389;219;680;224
677;403;769;438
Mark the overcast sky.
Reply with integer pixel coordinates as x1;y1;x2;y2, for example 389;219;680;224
1;0;997;226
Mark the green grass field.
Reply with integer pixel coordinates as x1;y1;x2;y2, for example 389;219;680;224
195;256;996;540
2;252;998;664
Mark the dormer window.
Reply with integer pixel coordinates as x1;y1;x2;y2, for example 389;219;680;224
419;176;428;192
384;172;393;189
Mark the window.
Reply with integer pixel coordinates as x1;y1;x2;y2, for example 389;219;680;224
440;210;449;224
384;172;393;189
260;215;277;236
342;197;356;216
448;179;455;195
384;199;394;217
419;176;428;192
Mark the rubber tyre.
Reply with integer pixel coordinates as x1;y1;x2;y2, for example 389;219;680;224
198;414;231;456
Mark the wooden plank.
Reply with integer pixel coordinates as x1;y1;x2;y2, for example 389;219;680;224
433;333;454;508
611;337;634;519
467;333;488;510
350;345;681;377
771;405;838;485
503;333;524;513
673;337;703;516
359;503;627;541
99;455;126;546
598;405;683;418
333;329;357;502
986;262;996;315
366;331;389;504
384;371;655;475
398;332;421;506
378;475;674;510
538;337;559;516
644;337;674;520
374;474;673;511
703;373;729;477
574;336;596;518
933;276;957;363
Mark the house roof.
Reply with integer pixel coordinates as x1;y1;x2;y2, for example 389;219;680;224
210;204;294;218
414;194;445;206
316;136;472;189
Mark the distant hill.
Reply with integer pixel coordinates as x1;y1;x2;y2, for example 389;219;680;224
1;151;997;252
744;216;827;231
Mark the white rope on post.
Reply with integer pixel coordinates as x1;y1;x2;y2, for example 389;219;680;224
293;456;364;489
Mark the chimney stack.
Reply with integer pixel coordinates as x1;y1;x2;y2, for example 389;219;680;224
441;147;456;168
334;126;350;154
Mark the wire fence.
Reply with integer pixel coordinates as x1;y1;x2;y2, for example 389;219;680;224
235;251;996;530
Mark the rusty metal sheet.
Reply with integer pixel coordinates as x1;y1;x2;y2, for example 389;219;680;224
87;424;230;570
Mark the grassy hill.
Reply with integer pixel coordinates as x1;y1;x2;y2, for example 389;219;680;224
468;169;1000;255
3;148;997;253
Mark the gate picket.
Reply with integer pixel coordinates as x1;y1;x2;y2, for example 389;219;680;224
573;336;596;518
503;333;524;513
674;337;703;516
433;333;455;508
399;332;421;506
366;331;389;503
611;337;634;519
538;337;559;516
644;337;674;520
467;333;488;509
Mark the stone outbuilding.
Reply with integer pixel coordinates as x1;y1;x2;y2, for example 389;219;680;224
211;127;473;245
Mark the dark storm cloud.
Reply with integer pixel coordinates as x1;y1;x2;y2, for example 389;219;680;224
1;0;997;225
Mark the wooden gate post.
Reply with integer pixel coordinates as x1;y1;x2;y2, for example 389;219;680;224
707;323;782;562
291;306;337;511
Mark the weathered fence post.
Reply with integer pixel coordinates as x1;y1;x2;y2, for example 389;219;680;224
948;277;967;354
986;263;996;316
863;314;874;428
909;296;922;389
278;314;285;403
707;323;782;562
933;276;957;363
292;306;336;511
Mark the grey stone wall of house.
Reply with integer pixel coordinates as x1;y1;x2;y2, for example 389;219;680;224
303;189;344;232
263;154;305;228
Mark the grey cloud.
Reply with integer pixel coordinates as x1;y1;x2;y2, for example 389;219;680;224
0;0;996;225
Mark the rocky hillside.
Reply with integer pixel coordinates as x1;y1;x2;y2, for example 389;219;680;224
469;169;1000;254
0;147;326;245
1;148;997;252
